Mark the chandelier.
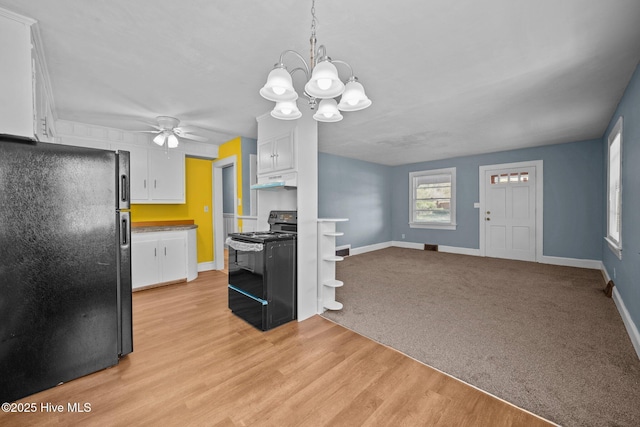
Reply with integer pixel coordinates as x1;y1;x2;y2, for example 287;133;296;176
259;0;372;122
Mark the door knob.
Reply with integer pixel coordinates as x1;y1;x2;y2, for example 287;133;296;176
485;218;491;221
486;211;491;214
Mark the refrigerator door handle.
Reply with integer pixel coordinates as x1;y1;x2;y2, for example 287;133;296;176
120;174;128;204
120;212;131;247
117;150;130;210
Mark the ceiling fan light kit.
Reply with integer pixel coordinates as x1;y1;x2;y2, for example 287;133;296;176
260;0;371;122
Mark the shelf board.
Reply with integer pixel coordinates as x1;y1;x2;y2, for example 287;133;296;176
323;279;344;288
323;231;344;237
323;300;343;311
323;256;344;262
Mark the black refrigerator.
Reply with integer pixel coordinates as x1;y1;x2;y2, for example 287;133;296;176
0;136;133;403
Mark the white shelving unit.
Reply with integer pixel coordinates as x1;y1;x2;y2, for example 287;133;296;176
317;218;348;313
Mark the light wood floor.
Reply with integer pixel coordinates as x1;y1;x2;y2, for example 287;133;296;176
1;271;552;426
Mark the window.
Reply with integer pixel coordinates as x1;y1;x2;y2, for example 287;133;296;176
409;167;456;230
606;116;623;259
490;171;528;184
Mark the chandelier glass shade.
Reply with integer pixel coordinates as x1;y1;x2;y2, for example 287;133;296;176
313;98;343;122
259;0;371;122
337;78;372;111
272;100;302;120
259;67;297;102
303;60;345;99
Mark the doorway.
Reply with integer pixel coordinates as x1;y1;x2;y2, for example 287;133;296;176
479;160;543;262
213;156;237;271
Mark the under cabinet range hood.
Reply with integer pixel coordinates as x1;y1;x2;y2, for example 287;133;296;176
251;172;297;190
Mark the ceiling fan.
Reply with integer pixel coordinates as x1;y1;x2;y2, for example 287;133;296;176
139;116;208;148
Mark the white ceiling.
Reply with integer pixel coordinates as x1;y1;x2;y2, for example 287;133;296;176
2;0;639;166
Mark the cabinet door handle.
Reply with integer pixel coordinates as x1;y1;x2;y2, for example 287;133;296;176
164;247;167;256
144;179;147;189
154;248;157;257
154;179;157;189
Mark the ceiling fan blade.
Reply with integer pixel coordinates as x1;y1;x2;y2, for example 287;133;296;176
175;125;200;133
180;133;209;142
132;130;160;133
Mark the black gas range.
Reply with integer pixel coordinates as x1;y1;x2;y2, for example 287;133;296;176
229;211;297;243
227;211;297;331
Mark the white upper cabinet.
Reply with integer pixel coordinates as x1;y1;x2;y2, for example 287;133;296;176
55;121;187;205
112;143;185;204
0;9;36;138
111;142;150;201
256;113;300;181
0;9;56;141
32;38;56;142
257;131;295;175
147;149;185;203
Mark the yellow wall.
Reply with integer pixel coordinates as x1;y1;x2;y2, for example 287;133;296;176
131;157;213;263
217;137;244;217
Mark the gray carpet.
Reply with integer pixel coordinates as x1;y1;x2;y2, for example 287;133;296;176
321;247;640;426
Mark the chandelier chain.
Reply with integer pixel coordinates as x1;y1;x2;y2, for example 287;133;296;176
310;0;317;38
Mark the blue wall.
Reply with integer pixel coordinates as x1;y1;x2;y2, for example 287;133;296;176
601;63;640;332
319;140;603;260
391;140;604;260
318;152;392;248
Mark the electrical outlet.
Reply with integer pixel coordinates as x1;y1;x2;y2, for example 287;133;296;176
204;206;209;212
402;234;406;239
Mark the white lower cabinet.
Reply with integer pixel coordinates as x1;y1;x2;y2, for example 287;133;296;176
132;231;187;290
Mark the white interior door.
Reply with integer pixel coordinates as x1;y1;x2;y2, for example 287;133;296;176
483;166;536;261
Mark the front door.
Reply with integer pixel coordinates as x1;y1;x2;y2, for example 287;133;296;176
483;165;537;261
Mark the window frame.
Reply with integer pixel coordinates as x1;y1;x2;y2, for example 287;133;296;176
409;167;457;230
605;116;623;260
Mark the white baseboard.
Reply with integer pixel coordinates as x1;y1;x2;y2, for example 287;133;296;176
539;255;602;270
336;244;351;252
359;241;607;271
601;262;611;283
390;240;423;250
355;242;479;255
198;261;216;272
612;286;640;360
439;245;481;256
351;241;393;255
602;262;640;360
